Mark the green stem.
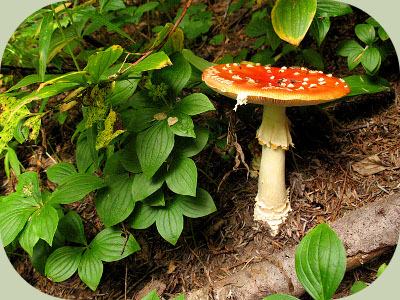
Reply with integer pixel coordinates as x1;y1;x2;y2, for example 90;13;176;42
51;5;81;71
63;2;86;56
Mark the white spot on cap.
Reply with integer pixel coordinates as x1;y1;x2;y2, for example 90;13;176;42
335;82;339;85
318;78;325;82
233;63;239;67
303;78;309;81
318;71;323;73
270;76;275;79
280;83;287;87
294;72;300;75
327;74;332;77
319;81;326;85
264;66;271;69
226;64;231;68
309;83;317;88
246;64;254;67
229;70;233;74
340;78;345;82
232;75;242;80
255;63;261;66
287;83;294;88
247;78;256;83
344;85;348;88
234;91;249;111
281;66;287;69
297;86;305;90
302;82;308;85
279;69;285;73
222;67;228;70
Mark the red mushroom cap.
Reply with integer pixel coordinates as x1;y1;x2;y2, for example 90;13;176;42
202;63;351;107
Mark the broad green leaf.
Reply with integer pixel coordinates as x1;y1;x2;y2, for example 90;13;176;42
103;150;126;176
78;249;103;291
133;2;159;25
163;28;184;54
30;239;51;275
377;263;387;278
31;204;59;246
173;188;216;218
16;171;41;202
19;218;40;257
316;0;352;17
120;148;142;174
45;246;84;282
182;49;215;72
38;12;55;81
295;223;346;300
336;40;363;57
151;23;173;50
100;0;126;13
44;71;88;86
246;18;268;37
7;74;58;92
271;0;317;46
156;202;183;245
378;27;389;41
265;17;282;51
355;24;375;46
58;211;87;245
46;162;77;184
263;294;299;300
122;52;172;77
361;47;381;74
145;189;165;207
107;79;139;106
302;48;324;69
95;173;135;227
74;10;135;44
344;75;390;96
166;157;197;196
168;112;195;138
50;173;105;204
173;126;210;158
350;281;368;295
7;147;21;176
136;121;174;179
152;51;191;98
76;130;96;173
126;108;162;132
310;16;330;46
141;290;160;300
347;49;363;71
84;45;124;82
174;93;215;116
89;227;140;262
131;167;165;202
128;202;158;229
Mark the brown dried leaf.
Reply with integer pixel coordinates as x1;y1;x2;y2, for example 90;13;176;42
352;155;391;176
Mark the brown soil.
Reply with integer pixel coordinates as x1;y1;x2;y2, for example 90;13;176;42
2;1;400;300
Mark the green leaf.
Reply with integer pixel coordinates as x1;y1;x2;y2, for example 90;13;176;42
246;18;268;37
131;168;165;202
128;202;158;229
166;157;197;196
50;173;105;204
151;23;173;50
89;227;140;262
182;49;215;72
145;189;165;206
30;239;51;275
95;173;135;227
378;27;389;41
120;148;142;174
355;24;375;46
173;188;216;218
58;211;87;245
100;0;126;13
103;150;126;176
0;199;37;246
107;79;139;107
141;289;160;300
156;202;184;245
271;0;317;46
361;47;381;75
6;147;21;176
336;40;363;57
347;49;363;71
76;130;95;173
19;219;40;257
265;18;282;51
84;45;124;82
350;281;368;295
316;0;352;17
174;93;215;116
78;249;103;291
310;17;330;46
16;171;41;202
262;294;299;300
168;112;195;138
377;263;387;278
174;126;210;158
45;246;84;282
121;52;172;77
38;12;55;81
295;223;346;300
46;162;77;184
152;51;191;98
136;121;174;179
343;75;390;96
133;2;159;25
7;74;58;92
302;48;324;69
31;204;59;246
74;10;135;44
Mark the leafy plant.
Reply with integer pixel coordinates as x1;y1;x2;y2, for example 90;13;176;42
263;223;347;300
336;17;393;75
349;262;388;295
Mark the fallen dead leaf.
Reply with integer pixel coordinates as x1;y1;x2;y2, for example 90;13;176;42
352;155;391;176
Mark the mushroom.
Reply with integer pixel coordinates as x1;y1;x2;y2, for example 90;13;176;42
202;63;350;235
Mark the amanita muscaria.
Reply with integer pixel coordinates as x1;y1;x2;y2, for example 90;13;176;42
202;63;350;235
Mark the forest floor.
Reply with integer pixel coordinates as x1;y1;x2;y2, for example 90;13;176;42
2;1;400;299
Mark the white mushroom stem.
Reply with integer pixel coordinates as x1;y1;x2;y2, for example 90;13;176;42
254;105;292;235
